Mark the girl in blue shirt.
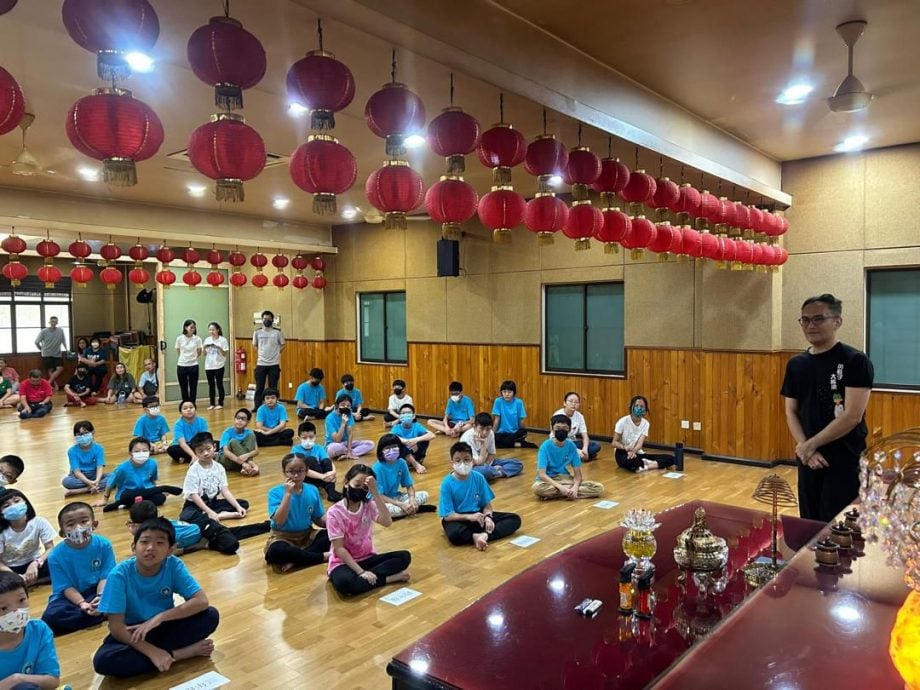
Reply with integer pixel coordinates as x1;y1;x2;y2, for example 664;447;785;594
324;395;375;460
0;571;60;688
336;373;373;421
167;401;209;464
491;380;538;449
62;420;109;497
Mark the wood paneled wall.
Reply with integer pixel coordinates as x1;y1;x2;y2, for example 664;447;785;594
233;339;920;463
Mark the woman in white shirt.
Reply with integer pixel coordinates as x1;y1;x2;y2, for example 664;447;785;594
175;319;203;404
553;392;601;461
612;395;675;472
203;322;229;410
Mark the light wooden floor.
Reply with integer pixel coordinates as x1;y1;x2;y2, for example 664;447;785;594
2;399;799;689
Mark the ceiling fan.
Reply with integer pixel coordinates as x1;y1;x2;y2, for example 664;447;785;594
363;208;430;224
1;113;59;177
827;20;874;113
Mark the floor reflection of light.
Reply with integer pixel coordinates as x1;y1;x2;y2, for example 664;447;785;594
831;603;862;624
549;577;566;593
409;658;430;674
487;611;505;628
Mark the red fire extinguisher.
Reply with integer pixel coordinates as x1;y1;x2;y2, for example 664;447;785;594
235;347;247;374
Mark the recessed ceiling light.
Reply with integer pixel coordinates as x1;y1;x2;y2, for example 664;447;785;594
77;166;99;181
404;134;426;148
341;207;357;220
548;175;563;186
273;197;290;210
287;102;308;116
125;52;154;73
834;134;868;152
187;183;207;198
776;83;814;105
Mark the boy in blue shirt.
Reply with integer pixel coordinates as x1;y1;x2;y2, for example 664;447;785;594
41;502;116;635
392;403;435;473
166;400;208;464
96;437;182;512
428;381;475;438
292;421;342;502
0;571;60;688
335;373;373;421
93;518;220;679
533;415;605;500
373;434;435;518
132;396;169;454
62;420;109;497
438;442;521;550
294;368;329;420
255;388;295;447
491;380;538;449
218;408;260;476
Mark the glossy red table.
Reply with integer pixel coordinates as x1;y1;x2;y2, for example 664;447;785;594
388;500;849;689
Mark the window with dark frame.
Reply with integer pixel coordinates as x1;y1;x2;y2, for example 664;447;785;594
358;291;407;364
866;268;920;390
544;281;625;375
0;275;74;356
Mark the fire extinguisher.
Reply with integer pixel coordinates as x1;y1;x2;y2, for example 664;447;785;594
235;347;247;374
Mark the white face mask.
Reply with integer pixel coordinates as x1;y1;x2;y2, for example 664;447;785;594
131;451;150;465
301;439;315;450
453;462;473;476
0;473;9;487
147;406;160;416
65;524;93;546
450;394;461;403
0;607;29;634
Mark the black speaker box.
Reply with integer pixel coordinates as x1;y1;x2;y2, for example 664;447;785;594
436;239;460;277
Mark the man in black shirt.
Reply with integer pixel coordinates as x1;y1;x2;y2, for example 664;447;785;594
781;294;873;522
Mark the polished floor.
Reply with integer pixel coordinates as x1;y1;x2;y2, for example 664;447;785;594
1;398;798;689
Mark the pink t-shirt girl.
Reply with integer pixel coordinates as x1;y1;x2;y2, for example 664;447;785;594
326;499;379;574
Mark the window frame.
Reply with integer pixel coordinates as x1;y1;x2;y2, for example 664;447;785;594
542;280;626;377
0;276;74;356
356;290;408;365
866;267;920;392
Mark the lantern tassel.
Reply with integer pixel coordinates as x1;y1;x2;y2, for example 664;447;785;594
311;109;335;131
492;229;512;244
571;183;589;202
446;155;466;175
441;223;462;241
537;232;554;246
313;193;337;215
604;243;619;255
385;212;407;230
493;167;512;186
103;157;137;187
96;51;131;82
215;83;244;111
630;249;645;260
385;135;406;158
575;238;591;251
216;179;245;202
537;175;553;194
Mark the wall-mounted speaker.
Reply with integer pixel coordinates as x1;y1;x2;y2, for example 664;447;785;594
437;239;460;277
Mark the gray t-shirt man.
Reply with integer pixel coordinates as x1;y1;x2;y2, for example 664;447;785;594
35;323;67;357
252;327;285;366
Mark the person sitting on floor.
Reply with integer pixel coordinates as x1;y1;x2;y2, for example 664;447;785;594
132;396;170;455
102;362;140;405
324;395;375;460
63;365;96;407
218;408;260;477
16;370;53;420
372;434;435;519
291;422;341;502
532;415;605;500
553;391;601;461
294;368;329;420
95;438;183;512
460;413;524;480
334;374;373;421
613;395;675;473
62;420;108;498
0;489;54;586
383;380;412;428
391;404;435;473
166;401;208;464
427;381;475;437
178;433;250;531
254;388;295;447
491;380;537;449
0;570;60;689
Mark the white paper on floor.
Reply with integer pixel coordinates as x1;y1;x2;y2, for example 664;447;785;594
510;535;541;548
169;671;231;690
662;472;685;479
592;500;620;509
380;587;423;606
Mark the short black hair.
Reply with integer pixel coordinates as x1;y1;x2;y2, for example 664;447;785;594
801;293;842;317
132;517;176;546
341;373;354;384
297;421;316;435
263;388;279;399
309;368;324;380
629;395;650;414
142;396;160;408
500;380;517;393
0;571;27;598
234;407;252;421
73;420;94;436
550;414;572;429
392;379;406;388
189;431;215;451
128;500;158;524
563;391;580;402
398;402;415;413
261;310;274;319
344;463;375;484
335;393;353;406
0;489;36;530
0;455;25;477
449;381;463;392
376;433;402;460
450;442;473;459
57;501;94;528
474;412;493;427
128;436;151;453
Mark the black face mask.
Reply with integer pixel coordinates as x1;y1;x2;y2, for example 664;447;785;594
263;319;273;327
393;387;403;395
553;429;569;442
346;486;368;503
343;383;354;390
338;407;350;416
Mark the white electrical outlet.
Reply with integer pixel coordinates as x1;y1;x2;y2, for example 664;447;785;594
680;420;690;429
692;421;702;431
288;382;293;388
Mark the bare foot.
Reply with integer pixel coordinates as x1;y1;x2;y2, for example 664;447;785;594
173;638;214;661
472;533;490;551
64;489;87;497
280;563;296;573
386;570;411;584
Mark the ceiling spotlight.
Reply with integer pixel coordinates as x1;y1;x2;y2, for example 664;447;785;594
548;175;563;186
125;52;155;73
404;134;426;149
77;166;100;181
341;207;357;220
187;183;207;198
834;134;868;152
287;102;308;116
776;83;814;105
273;197;290;210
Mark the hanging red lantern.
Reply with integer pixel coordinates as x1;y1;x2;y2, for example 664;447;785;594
619;170;657;207
565;147;602;202
182;270;202;288
187;13;266;111
477;123;526;186
155;268;176;286
37;264;62;288
748;206;765;235
620;215;657;256
100;266;122;289
524;194;568;245
312;275;327;290
1;261;27;286
699;191;721;225
760;211;778;237
751;243;767;268
292;255;309;271
681;226;704;258
365;75;426;157
272;254;289;270
66;89;164;186
310;256;326;272
206;249;223;265
182;247;200;265
716;197;736;233
524;135;568;193
61;0;159;80
776;246;789;266
250;251;267;269
595;208;631;254
187;113;266;202
128;267;149;285
70;264;93;287
69;240;92;261
716;237;737;266
1;234;26;256
648;222;677;256
365;160;425;229
156;245;175;264
700;231;720;260
563;202;603;251
292;274;309;290
229;272;247;287
425;176;478;240
36;238;61;262
733;239;754;268
290;134;357;215
670;183;701;217
0;1;17;17
593;157;630;206
251;273;268;289
0;66;24;136
128;243;148;262
227;250;246;267
733;202;752;233
478;187;526;243
100;241;121;264
206;270;224;287
651;177;680;212
286;40;355;131
428;106;480;174
272;273;289;289
776;214;789;236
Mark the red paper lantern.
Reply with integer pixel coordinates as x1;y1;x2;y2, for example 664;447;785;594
0;66;24;136
0;1;17;16
776;215;789;236
2;261;27;286
61;0;159;80
312;275;327;290
128;243;148;262
182;247;200;265
648;222;677;254
309;256;326;272
229;272;247;287
595;208;631;254
365;160;425;229
206;249;223;265
292;255;309;271
621;215;656;252
365;81;426;157
718;197;736;230
156;246;175;264
700;231;720;259
69;240;92;259
699;191;721;224
681;226;704;258
187;15;266;111
761;212;779;237
671;183;701;216
206;270;224;287
1;234;26;256
272;273;289;289
251;273;268;289
71;264;93;287
187;113;266;202
734;239;754;265
562;202;603;251
593;158;630;205
427;107;480;174
524;194;568;245
292;274;309;290
290;134;357;215
477;124;526;185
100;242;122;263
716;237;737;264
748;206;765;235
227;250;246;267
36;239;61;261
619;170;656;205
182;270;202;288
478;187;526;243
564;147;601;201
100;266;122;289
425;177;478;240
286;50;355;131
776;246;789;266
734;202;752;231
155;269;175;286
66;89;164;186
524;135;568;192
271;254;289;269
651;177;679;210
128;267;149;285
250;252;267;269
751;243;766;266
37;264;62;287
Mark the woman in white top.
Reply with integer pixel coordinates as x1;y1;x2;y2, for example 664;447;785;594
553;392;601;461
613;395;675;472
203;322;229;410
175;319;203;404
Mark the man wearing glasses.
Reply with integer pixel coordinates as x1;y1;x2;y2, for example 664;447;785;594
781;294;873;522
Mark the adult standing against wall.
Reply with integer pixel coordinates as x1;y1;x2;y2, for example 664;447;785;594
204;322;229;410
34;315;67;391
175;319;203;404
252;310;284;411
781;294;873;523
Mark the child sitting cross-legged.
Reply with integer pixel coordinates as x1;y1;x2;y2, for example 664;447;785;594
372;435;435;519
0;571;60;689
324;395;375;460
62;420;109;498
459;413;524;480
390;404;435;473
179;433;250;530
291;422;341;502
96;438;183;513
132;396;169;455
254;388;295;447
532;415;605;500
0;489;54;586
217;408;260;477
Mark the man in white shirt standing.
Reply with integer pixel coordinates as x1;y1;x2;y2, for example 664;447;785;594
252;310;284;411
34;316;68;391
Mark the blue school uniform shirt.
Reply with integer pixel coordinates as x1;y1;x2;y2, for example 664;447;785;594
294;381;326;408
67;442;106;475
0;620;60;679
134;413;169;442
172;520;202;550
220;426;255;448
257;402;288;429
171;415;208;446
372;459;414;498
324;411;354;447
291;442;330;461
48;534;116;602
438;471;494;517
335;386;364;407
445;395;475;423
108;458;158;500
491;396;527;433
268;483;325;531
99;555;200;626
536;438;582;478
392;421;428;440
